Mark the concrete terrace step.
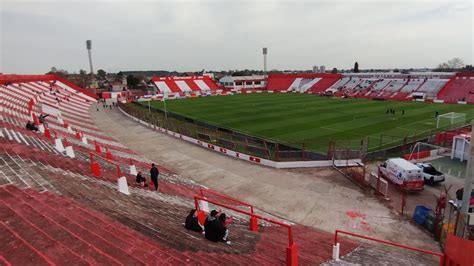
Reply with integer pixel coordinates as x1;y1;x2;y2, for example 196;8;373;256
0;204;89;265
22;166;269;252
1;109;133;156
0;185;188;265
41;197;184;265
0;153;50;192
0;137;198;200
0;111;157;173
33;162;348;264
0;137;357;264
0;124;62;156
0;186;120;265
0;221;52;266
322;242;439;265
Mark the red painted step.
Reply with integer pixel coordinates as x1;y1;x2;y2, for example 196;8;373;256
0;187;122;265
0;222;52;266
0;204;88;265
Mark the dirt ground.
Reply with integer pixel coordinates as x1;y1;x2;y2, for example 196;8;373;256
90;103;441;252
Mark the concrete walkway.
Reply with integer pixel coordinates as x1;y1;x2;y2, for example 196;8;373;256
90;103;439;250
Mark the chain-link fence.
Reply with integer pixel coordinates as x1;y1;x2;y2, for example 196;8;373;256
120;101;471;163
366;125;471;160
120;102;341;161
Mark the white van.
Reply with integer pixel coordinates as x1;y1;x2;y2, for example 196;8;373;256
378;158;424;191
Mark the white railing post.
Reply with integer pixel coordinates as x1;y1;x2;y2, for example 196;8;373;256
332;242;340;261
54;138;65;152
117;176;130;195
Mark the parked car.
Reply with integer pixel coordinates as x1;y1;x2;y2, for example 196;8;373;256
378;158;424;191
415;163;445;184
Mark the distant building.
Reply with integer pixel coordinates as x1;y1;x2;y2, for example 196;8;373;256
219;75;266;91
111;81;126;91
313;65;326;73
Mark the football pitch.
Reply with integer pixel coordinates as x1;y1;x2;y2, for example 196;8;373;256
148;93;474;151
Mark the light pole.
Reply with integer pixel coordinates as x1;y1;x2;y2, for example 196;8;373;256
263;47;268;76
86;40;96;94
163;97;168;119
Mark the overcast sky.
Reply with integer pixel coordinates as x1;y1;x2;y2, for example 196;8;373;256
0;0;472;74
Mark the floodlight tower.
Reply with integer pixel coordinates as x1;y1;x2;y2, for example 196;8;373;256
263;47;268;76
86;40;96;93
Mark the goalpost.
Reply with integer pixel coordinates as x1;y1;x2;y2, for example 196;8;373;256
436;112;466;128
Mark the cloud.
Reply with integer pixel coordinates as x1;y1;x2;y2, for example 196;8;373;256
0;0;472;74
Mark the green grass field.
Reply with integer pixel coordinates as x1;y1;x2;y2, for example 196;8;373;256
148;94;474;151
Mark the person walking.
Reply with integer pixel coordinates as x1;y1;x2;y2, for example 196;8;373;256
150;163;159;191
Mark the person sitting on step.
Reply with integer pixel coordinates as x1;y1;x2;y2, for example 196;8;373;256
218;213;231;244
25;121;38;132
204;210;231;244
135;171;147;187
184;209;204;233
204;210;220;242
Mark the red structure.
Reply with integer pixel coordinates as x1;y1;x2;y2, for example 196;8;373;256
266;73;341;93
444;233;474;265
151;76;219;95
436;72;474;103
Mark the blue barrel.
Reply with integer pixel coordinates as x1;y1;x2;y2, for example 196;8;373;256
413;205;432;226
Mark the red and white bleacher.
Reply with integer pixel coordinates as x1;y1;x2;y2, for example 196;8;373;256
326;73;453;101
436;73;474;103
0;74;149;164
151;76;219;96
265;73;341;93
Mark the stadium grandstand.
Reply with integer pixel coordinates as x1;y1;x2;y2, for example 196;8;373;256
265;73;341;93
1;0;473;264
321;73;453;101
437;73;474;103
151;76;219;96
2;69;474;265
206;72;471;104
1;74;366;265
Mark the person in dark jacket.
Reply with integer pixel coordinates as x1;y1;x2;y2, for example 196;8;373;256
218;213;230;243
185;209;203;233
25;121;38;132
38;113;49;124
204;210;220;242
135;171;147;187
205;210;230;244
150;163;159;191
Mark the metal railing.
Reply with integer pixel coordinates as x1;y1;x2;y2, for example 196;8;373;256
89;152;122;178
334;230;444;266
194;195;297;265
199;188;254;214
